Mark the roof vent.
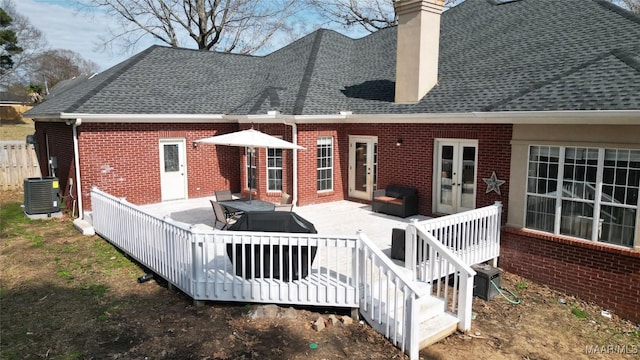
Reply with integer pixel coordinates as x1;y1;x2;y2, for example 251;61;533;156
490;0;523;5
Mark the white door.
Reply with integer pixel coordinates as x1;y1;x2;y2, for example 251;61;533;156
348;136;378;200
435;140;478;214
159;139;187;201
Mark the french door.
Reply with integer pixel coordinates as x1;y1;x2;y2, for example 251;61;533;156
349;136;378;201
159;139;187;201
435;140;478;214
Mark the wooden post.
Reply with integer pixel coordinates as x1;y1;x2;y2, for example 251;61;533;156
458;273;475;332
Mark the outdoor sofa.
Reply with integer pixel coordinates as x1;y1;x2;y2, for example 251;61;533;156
371;184;418;218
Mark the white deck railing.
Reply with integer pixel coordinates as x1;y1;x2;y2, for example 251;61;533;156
408;202;502;268
401;202;502;332
407;224;477;332
91;188;501;360
91;187;361;307
357;231;429;358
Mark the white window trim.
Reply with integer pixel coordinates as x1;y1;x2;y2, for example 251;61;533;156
317;136;334;192
525;145;640;249
266;145;283;192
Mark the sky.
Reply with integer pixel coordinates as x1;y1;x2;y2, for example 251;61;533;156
10;0;368;73
15;0;631;73
12;0;152;72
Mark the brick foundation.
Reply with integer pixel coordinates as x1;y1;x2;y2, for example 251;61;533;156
501;227;640;323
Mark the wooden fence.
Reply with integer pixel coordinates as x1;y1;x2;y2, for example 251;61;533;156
0;141;41;190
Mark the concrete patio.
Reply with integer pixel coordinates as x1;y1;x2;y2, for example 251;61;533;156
140;197;431;259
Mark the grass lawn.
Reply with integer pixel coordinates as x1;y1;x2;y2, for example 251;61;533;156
1;118;35;141
1;190;638;359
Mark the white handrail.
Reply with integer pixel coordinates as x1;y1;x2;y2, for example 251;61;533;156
411;202;502;266
91;187;361;307
410;222;477;331
357;231;427;359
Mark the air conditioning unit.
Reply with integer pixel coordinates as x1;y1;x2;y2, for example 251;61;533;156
23;177;60;215
472;264;501;301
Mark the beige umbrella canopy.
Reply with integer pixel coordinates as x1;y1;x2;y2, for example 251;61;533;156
195;128;304;200
195;128;304;150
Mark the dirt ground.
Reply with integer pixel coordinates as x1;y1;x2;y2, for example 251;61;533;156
1;189;639;360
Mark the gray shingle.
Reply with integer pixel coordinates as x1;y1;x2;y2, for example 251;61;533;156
25;0;640;118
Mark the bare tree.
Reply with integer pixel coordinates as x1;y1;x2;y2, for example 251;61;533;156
0;0;47;88
308;0;463;33
610;0;640;13
310;0;639;34
79;0;308;55
33;49;100;89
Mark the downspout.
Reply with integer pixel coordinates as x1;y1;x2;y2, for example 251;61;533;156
283;120;299;206
71;118;83;219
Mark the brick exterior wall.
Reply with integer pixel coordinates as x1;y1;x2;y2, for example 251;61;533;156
296;124;347;205
237;124;296;204
37;119;640;323
36;121;512;215
75;122;241;210
34;122;76;211
501;227;640;323
295;123;512;218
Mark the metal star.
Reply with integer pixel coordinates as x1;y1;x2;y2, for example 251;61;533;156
483;171;506;195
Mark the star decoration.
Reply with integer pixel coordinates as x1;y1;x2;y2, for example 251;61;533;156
483;171;506;195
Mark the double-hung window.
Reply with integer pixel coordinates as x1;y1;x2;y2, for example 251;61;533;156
526;145;639;247
317;136;333;192
245;147;256;190
267;147;283;191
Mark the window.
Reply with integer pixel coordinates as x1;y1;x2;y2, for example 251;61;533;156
317;136;333;191
267;147;283;191
246;147;256;189
163;144;179;172
526;145;639;247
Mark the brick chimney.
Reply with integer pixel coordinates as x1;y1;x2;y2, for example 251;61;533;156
394;0;444;103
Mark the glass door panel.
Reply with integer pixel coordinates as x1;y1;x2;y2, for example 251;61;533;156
159;139;187;201
349;136;378;200
440;145;454;207
435;140;477;214
355;142;368;191
460;146;477;211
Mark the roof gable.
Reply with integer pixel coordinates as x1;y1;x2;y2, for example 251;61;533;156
25;0;640;118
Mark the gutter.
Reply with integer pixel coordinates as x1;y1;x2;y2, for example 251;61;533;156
245;111;303;206
285;110;640;125
29;113;228;123
68;118;94;235
29;109;640;125
71;118;83;219
282;118;300;207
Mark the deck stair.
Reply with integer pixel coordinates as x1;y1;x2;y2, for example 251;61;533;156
360;267;460;351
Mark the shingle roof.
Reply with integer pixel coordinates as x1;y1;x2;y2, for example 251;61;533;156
25;0;640;117
0;91;31;104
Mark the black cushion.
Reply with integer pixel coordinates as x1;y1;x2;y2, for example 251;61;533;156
386;184;416;198
390;228;406;261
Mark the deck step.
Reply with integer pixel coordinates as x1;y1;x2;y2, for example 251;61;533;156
415;295;445;322
417;312;459;349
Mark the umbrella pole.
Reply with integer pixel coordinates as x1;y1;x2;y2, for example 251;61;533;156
249;147;253;202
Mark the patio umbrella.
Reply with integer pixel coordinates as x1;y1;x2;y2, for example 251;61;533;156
195;128;304;201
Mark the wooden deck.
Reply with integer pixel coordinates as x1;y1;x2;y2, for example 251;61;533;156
141;197;432;258
93;188;501;360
